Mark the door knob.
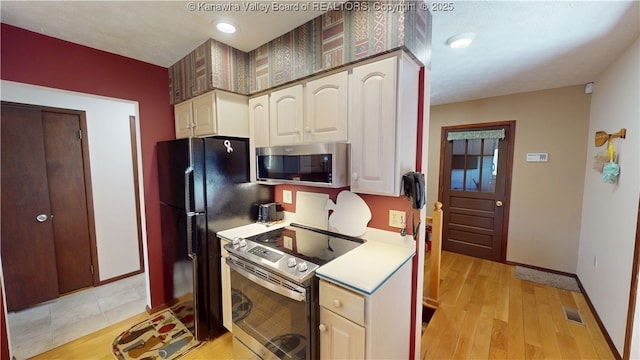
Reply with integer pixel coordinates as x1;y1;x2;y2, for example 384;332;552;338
496;200;503;207
36;214;49;222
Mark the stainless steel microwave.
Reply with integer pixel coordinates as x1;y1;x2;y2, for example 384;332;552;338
256;143;349;187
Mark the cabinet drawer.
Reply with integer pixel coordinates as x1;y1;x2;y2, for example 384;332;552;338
319;280;365;326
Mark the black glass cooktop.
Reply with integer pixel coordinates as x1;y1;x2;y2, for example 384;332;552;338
245;223;364;266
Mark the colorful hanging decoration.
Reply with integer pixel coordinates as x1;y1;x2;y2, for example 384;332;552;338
602;139;620;183
594;128;625;184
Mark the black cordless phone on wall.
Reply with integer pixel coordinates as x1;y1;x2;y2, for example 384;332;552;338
402;171;425;240
402;171;425;210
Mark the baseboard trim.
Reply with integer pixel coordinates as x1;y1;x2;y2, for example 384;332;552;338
95;268;144;287
507;261;621;360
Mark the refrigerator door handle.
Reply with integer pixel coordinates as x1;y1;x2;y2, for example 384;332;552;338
184;166;194;213
186;212;199;259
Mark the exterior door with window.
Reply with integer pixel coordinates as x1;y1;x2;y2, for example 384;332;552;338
440;122;514;262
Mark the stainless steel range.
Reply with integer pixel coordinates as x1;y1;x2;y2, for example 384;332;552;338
224;223;364;360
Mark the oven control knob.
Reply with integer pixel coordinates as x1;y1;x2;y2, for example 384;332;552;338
297;262;308;272
238;239;247;248
287;257;297;268
232;237;240;246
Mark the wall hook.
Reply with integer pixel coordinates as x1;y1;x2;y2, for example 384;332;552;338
595;128;626;147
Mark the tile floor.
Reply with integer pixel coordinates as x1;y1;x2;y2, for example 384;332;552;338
6;273;147;360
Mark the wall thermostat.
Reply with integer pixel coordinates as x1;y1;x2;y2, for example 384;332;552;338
526;153;549;162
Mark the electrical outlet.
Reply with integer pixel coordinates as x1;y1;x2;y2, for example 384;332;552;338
283;190;292;204
389;210;406;229
284;236;293;250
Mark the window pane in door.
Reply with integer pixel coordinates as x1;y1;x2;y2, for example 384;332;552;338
480;139;499;192
451;140;465;190
464;139;481;192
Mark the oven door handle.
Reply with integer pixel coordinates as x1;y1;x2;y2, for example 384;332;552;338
227;258;307;302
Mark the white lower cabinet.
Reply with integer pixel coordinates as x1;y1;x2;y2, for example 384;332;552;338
318;259;412;359
320;307;365;359
220;238;232;331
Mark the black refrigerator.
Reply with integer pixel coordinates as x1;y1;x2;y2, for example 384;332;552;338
157;136;273;340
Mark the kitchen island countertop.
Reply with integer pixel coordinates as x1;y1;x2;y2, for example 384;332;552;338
217;222;416;296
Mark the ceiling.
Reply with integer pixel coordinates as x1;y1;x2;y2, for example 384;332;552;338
1;1;639;105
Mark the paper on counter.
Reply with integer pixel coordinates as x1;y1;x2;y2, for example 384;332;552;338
295;191;330;229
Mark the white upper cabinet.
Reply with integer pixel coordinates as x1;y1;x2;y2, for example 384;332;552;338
269;84;304;146
249;94;269;182
269;71;348;146
304;71;348;143
174;90;249;139
249;94;270;148
349;53;419;196
192;92;217;136
174;100;193;139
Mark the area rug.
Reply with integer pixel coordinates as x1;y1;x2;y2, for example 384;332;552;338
515;266;581;293
112;302;201;360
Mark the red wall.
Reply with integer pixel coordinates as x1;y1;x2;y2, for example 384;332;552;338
0;24;173;310
274;185;416;235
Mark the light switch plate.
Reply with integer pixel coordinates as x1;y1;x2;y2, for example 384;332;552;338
389;210;406;228
283;190;293;204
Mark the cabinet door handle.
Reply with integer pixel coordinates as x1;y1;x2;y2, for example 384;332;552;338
319;324;327;332
332;299;342;308
352;173;358;181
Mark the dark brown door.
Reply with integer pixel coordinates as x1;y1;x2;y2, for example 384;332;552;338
1;104;60;311
1;103;94;311
439;121;515;262
42;111;93;294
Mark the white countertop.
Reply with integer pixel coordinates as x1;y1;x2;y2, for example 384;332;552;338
315;228;415;296
217;221;289;242
217;219;416;296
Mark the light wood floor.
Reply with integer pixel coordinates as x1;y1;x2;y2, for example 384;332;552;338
28;251;615;359
421;251;616;360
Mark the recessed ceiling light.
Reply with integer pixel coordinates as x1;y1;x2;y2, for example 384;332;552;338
447;32;475;49
216;21;237;34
